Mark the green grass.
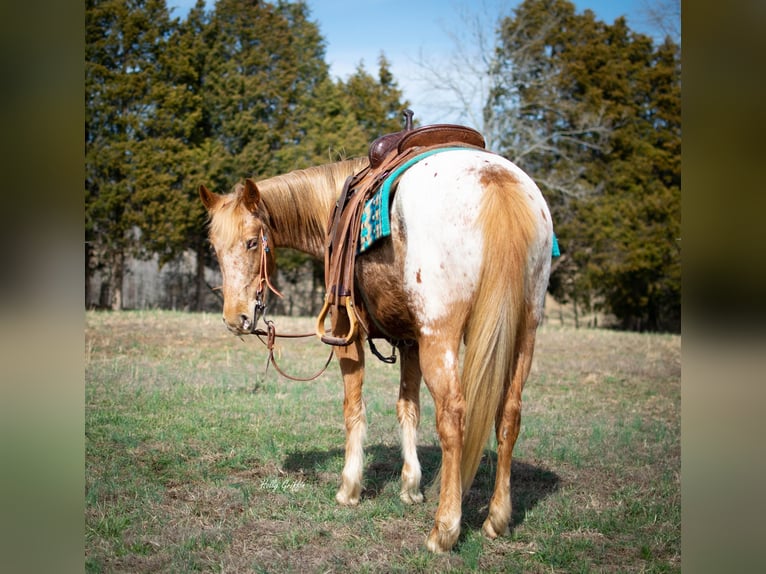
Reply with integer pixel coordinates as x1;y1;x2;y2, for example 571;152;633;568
85;310;680;572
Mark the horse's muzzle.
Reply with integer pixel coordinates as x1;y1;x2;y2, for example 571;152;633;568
222;314;253;335
223;301;264;335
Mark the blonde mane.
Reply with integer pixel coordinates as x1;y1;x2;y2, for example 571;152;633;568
207;186;248;252
209;158;368;256
257;158;367;255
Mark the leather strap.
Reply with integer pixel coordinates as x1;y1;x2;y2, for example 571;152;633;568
254;319;334;382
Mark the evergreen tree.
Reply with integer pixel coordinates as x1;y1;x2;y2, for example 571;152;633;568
200;0;329;180
566;28;681;331
491;0;681;331
274;77;369;170
132;0;215;310
270;47;410;314
85;0;175;309
342;54;411;140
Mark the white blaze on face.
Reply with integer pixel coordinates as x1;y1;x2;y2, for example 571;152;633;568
220;248;250;300
217;240;259;327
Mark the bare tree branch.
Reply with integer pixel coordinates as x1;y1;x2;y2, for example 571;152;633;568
639;0;681;42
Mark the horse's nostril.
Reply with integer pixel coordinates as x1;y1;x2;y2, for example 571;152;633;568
240;314;251;330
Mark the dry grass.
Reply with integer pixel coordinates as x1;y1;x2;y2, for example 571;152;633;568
86;310;680;573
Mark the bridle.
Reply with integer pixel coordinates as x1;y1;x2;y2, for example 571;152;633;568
249;228;334;382
253;227;282;322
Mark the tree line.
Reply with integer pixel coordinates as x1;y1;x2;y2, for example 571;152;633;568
86;0;681;332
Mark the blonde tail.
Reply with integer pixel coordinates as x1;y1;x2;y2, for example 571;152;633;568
459;167;536;493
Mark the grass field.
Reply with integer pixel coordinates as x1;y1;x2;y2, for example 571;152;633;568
85;310;680;572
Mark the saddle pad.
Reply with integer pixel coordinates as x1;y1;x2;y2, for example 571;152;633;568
358;147;468;254
552;233;561;257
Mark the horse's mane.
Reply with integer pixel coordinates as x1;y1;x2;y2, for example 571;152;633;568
257;158;367;223
257;158;368;254
211;158;368;255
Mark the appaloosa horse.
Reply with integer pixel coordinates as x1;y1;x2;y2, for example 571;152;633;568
200;147;553;552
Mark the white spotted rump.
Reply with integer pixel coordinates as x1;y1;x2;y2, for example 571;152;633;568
392;149;551;332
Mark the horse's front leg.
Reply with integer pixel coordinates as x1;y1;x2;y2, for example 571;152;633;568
397;343;423;504
334;335;366;506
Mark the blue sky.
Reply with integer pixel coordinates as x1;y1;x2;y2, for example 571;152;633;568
166;1;673;124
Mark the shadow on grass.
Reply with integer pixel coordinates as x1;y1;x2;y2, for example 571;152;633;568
282;443;560;531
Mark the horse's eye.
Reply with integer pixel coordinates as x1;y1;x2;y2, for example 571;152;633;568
245;238;259;250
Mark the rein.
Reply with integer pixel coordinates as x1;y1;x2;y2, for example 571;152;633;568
249;229;334;383
252;314;335;383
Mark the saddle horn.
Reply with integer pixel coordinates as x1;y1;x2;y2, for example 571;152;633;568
402;108;414;130
368;108;416;169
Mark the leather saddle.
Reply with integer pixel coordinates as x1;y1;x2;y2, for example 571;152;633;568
315;109;485;346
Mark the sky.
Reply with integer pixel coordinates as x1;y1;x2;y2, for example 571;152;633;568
166;0;674;125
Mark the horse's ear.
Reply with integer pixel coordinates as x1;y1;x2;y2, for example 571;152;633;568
242;178;261;213
199;184;219;211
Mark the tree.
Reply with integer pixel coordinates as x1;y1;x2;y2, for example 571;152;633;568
198;0;332;181
132;0;217;311
274;77;369;169
640;0;681;43
85;0;175;309
491;0;681;331
342;55;411;139
272;53;410;313
567;34;681;331
412;2;501;142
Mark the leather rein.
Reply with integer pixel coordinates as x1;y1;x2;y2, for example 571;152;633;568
249;228;334;382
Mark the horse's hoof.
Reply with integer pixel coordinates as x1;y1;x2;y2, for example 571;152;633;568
335;490;360;506
400;490;424;505
425;534;449;554
425;521;459;553
481;517;508;539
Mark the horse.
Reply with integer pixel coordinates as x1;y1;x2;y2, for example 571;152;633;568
199;147;554;553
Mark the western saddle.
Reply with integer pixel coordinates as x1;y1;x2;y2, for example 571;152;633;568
315;109;485;348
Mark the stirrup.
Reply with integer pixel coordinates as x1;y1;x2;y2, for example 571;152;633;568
315;293;358;346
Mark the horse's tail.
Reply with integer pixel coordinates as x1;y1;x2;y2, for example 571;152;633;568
459;165;538;494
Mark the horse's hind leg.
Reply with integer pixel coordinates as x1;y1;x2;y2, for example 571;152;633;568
334;336;366;506
419;332;465;553
397;344;423;504
483;325;538;539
